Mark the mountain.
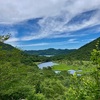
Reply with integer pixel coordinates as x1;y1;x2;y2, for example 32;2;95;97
0;42;16;51
1;37;100;61
24;48;76;56
0;42;52;62
66;37;100;60
0;42;24;62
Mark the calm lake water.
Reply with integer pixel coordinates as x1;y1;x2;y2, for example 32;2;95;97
38;61;82;75
39;55;54;57
68;70;82;75
38;61;58;69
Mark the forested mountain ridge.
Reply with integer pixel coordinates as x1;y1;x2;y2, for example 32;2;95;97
1;37;100;61
0;42;16;51
0;42;51;63
66;37;100;60
25;48;76;55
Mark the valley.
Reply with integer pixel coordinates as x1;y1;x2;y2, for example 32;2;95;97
0;36;100;100
0;1;100;100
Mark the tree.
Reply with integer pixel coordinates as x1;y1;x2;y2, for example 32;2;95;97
0;34;10;42
90;41;100;99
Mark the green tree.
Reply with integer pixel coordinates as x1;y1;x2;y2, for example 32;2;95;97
90;41;100;99
0;34;10;42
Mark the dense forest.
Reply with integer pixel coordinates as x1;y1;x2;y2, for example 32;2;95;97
51;37;100;61
0;35;100;100
25;48;76;56
66;37;100;60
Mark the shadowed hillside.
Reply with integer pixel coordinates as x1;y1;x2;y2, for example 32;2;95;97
66;37;100;60
0;42;16;51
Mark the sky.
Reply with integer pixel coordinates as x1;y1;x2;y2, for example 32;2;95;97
0;0;100;50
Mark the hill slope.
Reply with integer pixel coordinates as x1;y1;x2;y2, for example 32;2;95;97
66;37;100;60
0;42;16;51
0;42;51;62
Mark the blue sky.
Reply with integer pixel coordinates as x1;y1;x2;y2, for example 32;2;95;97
0;0;100;50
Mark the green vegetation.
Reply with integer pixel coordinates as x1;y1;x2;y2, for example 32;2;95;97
51;37;100;61
52;61;98;75
0;34;10;43
25;48;76;56
52;63;78;71
0;35;100;100
66;37;100;60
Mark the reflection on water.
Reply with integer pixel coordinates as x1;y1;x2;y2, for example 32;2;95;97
68;70;82;75
68;70;76;74
38;62;82;75
38;62;58;69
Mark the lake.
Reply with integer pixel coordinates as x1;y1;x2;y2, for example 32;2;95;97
39;55;54;57
38;61;82;75
68;70;82;76
38;61;58;69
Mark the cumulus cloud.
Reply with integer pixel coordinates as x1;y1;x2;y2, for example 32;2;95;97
3;31;19;46
0;0;100;43
0;0;67;24
21;10;100;41
5;37;19;43
17;43;49;47
0;0;100;24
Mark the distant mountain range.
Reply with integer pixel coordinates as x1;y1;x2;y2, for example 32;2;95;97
24;48;76;56
0;37;100;61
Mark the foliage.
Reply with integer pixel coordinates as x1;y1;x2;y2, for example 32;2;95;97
52;63;78;71
0;34;10;42
25;48;76;56
51;37;100;61
91;41;100;66
0;35;100;100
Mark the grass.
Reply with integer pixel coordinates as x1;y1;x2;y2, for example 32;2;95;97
35;62;41;65
52;61;97;74
52;63;79;71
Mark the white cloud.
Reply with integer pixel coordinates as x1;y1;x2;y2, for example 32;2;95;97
21;11;100;41
4;37;19;47
5;37;19;43
0;0;100;24
0;0;100;42
17;43;49;47
16;40;79;48
3;31;19;46
52;39;79;45
2;30;19;42
68;39;76;42
0;0;67;24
